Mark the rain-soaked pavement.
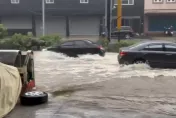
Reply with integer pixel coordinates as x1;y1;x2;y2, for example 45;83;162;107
6;51;176;118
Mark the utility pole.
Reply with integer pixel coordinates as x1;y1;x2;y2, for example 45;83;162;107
117;0;122;42
42;0;45;36
105;0;107;28
106;0;112;42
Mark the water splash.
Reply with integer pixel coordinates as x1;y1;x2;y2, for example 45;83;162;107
34;51;176;91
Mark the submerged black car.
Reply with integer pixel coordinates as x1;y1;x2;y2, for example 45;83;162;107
111;26;135;39
47;40;106;57
101;26;135;39
118;40;176;68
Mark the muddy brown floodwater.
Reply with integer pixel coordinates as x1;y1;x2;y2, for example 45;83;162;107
6;51;176;118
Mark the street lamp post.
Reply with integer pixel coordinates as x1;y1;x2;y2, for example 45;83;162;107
106;0;112;42
42;0;46;36
105;0;107;28
105;0;120;42
117;0;122;42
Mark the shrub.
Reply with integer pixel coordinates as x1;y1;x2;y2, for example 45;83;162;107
0;33;48;50
10;33;26;50
0;33;62;50
97;37;138;52
97;37;109;48
27;32;34;37
0;24;8;39
0;38;14;49
116;40;137;48
111;40;138;52
10;33;37;50
106;40;138;52
40;34;62;47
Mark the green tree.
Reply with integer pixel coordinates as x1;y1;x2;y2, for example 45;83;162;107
40;34;62;47
0;24;8;39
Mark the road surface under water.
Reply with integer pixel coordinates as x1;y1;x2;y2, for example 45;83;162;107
6;51;176;118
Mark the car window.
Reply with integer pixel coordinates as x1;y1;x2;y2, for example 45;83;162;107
121;26;130;30
61;41;74;46
85;40;94;44
74;41;87;47
111;26;131;32
143;44;163;51
165;44;176;52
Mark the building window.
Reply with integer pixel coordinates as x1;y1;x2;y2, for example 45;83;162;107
114;0;134;5
46;0;54;4
11;0;20;4
80;0;89;4
167;0;176;2
153;0;163;3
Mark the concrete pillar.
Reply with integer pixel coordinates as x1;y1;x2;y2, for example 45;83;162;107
144;14;148;35
65;16;70;37
32;15;36;36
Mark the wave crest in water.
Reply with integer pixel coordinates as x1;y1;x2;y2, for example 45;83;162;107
118;63;176;78
119;63;151;71
34;51;176;91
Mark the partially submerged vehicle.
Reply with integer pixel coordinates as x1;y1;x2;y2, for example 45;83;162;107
47;40;106;57
0;50;48;117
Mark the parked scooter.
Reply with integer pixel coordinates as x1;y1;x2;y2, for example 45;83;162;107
164;26;174;36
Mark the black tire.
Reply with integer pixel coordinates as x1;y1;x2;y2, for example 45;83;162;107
134;59;146;64
99;52;105;57
125;34;131;39
20;91;48;106
66;52;78;57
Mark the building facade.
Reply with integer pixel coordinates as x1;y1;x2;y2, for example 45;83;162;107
0;0;105;37
144;0;176;35
112;0;144;34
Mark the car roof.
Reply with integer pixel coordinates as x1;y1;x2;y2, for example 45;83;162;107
140;40;175;44
121;26;131;27
62;39;94;44
128;40;176;50
113;26;131;29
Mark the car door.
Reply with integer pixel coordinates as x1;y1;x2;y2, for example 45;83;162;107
163;43;176;68
60;41;75;55
74;41;88;55
141;43;165;67
84;40;99;54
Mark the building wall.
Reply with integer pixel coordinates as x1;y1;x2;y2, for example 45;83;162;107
0;0;104;37
113;0;144;17
144;0;176;34
69;16;100;36
35;16;66;37
112;0;144;33
0;0;105;16
145;0;176;10
144;15;148;33
1;16;32;29
144;14;176;33
35;15;101;37
0;15;102;37
1;16;33;35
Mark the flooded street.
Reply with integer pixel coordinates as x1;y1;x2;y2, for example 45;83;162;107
6;51;176;118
